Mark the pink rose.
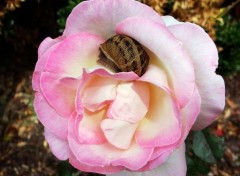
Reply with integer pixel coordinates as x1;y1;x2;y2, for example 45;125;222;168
32;0;225;175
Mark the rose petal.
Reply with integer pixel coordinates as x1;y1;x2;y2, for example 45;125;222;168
111;143;154;170
101;119;138;149
77;108;107;144
33;37;62;91
68;114;153;170
38;36;63;57
85;68;139;81
63;0;164;38
81;76;118;112
168;23;225;130
69;151;124;174
135;84;181;147
138;64;171;94
45;128;70;160
147;144;186;176
76;69;138;114
34;92;68;139
192;72;225;130
180;86;201;141
139;87;201;170
108;81;150;123
162;16;182;26
108;144;186;176
116;17;195;108
168;22;218;71
40;72;79;117
45;33;104;77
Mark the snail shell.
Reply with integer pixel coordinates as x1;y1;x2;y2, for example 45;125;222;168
97;34;149;76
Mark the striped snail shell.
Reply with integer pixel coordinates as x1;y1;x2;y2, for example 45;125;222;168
97;34;149;77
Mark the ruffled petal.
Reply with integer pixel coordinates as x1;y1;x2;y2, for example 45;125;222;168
111;143;154;170
180;87;201;141
135;84;181;148
38;36;63;57
45;33;104;77
138;87;200;170
32;37;62;91
168;23;225;130
168;22;219;71
44;128;70;160
75;69;138;114
63;0;164;38
81;76;118;112
108;144;186;176
162;16;182;26
138;64;171;94
108;81;149;123
192;72;225;130
116;17;195;108
77;109;107;144
34;92;68;139
101;119;138;149
68;114;153;170
40;72;79;117
69;151;124;174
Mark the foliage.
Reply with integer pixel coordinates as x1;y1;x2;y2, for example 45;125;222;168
57;0;83;33
143;0;224;39
0;0;26;35
58;161;81;176
186;129;225;176
216;15;240;75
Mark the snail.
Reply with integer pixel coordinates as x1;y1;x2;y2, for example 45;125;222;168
97;34;149;77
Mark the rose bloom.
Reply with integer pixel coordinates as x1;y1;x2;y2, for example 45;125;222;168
32;0;225;175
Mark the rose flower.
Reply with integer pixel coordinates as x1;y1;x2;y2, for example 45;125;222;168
32;0;225;175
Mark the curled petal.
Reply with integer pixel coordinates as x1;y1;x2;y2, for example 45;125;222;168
63;0;164;38
138;64;171;94
45;33;104;77
81;76;118;112
33;37;62;91
69;151;124;174
45;128;70;160
168;22;219;71
180;86;201;141
76;69;138;114
34;92;68;139
116;17;195;108
108;144;186;176
40;72;79;117
162;16;182;26
38;36;63;57
68;113;153;170
108;81;150;123
192;72;225;130
101;119;138;149
168;23;225;130
135;85;181;148
77;109;107;144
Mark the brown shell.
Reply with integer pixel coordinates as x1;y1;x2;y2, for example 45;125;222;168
97;34;149;76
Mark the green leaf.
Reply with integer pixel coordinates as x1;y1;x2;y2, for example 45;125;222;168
57;0;84;32
203;129;225;159
192;131;216;163
186;154;210;176
58;161;80;176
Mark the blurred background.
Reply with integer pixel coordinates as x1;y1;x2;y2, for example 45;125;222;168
0;0;239;175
